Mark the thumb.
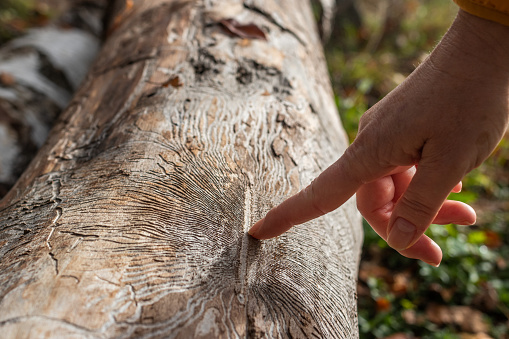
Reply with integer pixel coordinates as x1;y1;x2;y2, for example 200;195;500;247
386;160;464;250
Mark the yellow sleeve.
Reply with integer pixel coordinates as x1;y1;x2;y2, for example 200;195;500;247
453;0;509;26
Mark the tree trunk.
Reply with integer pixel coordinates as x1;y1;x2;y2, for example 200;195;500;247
0;0;362;338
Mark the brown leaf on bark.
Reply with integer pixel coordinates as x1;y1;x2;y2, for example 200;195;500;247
162;76;183;88
219;19;266;40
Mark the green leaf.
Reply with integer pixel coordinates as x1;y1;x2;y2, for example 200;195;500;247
467;230;487;245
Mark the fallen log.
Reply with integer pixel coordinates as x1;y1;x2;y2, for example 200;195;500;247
0;0;362;337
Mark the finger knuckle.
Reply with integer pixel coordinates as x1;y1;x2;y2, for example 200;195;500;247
302;180;327;216
398;193;436;220
358;112;373;130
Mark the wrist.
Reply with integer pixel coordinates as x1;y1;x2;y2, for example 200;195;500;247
428;9;509;82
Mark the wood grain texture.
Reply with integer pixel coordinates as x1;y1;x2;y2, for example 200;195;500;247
0;0;363;338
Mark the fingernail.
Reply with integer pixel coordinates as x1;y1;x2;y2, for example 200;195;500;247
387;218;417;250
248;218;265;239
424;261;440;267
422;240;442;267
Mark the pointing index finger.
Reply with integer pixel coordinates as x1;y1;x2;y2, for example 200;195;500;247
248;154;370;239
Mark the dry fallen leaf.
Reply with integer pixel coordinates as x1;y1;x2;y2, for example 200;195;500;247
496;256;507;269
219;19;266;40
473;281;499;311
459;333;494;339
376;297;391;312
358;262;391;283
391;272;411;296
425;304;489;333
483;230;501;248
383;333;412;339
429;282;455;302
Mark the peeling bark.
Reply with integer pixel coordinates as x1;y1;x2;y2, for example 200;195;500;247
0;0;362;338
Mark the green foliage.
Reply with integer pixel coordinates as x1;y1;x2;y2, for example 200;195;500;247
326;0;458;142
0;0;53;44
359;221;509;338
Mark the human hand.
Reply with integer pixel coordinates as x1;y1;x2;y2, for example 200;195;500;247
356;166;474;266
249;10;509;266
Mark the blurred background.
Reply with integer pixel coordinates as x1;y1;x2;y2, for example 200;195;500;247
1;0;508;338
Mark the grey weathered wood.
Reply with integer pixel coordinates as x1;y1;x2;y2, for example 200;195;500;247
0;0;362;338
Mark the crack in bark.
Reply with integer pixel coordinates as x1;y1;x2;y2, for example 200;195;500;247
0;315;97;335
60;231;99;238
127;284;138;308
243;3;307;47
46;174;62;275
92;54;154;76
95;275;121;286
48;251;59;275
156;162;171;176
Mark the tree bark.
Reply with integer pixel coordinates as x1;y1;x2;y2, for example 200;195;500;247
0;0;362;338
